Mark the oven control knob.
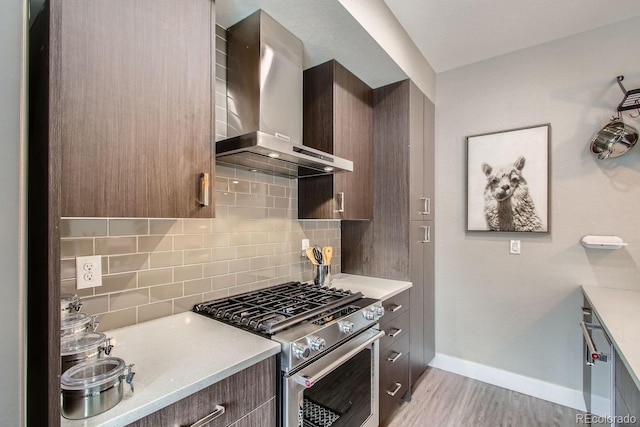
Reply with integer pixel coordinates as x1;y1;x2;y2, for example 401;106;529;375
364;307;383;321
308;336;326;351
338;321;355;334
374;305;385;318
292;343;310;360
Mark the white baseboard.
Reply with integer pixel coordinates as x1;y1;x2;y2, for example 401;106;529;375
429;353;587;412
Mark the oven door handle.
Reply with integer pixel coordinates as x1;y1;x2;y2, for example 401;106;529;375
581;321;609;364
292;329;385;389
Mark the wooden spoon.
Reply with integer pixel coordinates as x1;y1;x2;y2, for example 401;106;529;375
322;246;333;265
305;247;318;265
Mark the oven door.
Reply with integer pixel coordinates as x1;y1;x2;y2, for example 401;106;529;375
282;327;384;427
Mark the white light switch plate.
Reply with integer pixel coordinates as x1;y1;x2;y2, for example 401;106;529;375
510;240;521;255
76;255;103;289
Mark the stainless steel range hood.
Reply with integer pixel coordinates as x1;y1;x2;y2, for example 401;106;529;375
216;10;353;178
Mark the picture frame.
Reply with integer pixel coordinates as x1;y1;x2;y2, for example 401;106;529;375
466;124;550;233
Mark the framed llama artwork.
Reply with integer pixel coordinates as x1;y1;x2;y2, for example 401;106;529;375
466;124;550;233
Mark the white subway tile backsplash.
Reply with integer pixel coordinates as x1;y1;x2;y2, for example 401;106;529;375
204;233;229;248
149;251;183;268
174;235;204;250
138;268;173;287
61;218;108;238
138;235;173;252
203;261;229;277
149;219;182;235
211;274;235;290
174;265;203;282
109;219;149;236
229;258;252;274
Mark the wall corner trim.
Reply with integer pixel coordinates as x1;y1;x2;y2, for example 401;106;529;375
429;353;587;412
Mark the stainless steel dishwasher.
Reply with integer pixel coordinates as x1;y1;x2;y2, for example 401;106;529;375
581;299;615;426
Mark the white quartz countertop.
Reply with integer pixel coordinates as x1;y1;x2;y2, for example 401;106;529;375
61;312;280;427
330;273;412;300
582;286;640;391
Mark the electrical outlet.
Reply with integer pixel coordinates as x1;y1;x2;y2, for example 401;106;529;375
510;240;521;255
76;255;103;289
301;239;310;251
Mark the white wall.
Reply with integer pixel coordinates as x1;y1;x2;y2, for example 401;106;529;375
435;16;640;403
339;0;436;101
0;0;27;424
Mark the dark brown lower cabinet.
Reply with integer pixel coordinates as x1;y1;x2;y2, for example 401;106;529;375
615;353;640;426
128;357;276;427
379;290;411;426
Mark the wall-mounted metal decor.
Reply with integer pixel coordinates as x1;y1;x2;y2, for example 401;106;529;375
616;75;640;114
466;124;550;233
589;76;640;160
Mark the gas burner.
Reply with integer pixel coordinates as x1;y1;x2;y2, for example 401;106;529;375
193;281;384;373
193;282;362;335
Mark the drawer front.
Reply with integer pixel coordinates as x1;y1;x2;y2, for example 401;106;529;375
129;357;275;427
379;350;409;426
379;310;410;352
381;290;410;325
381;333;410;370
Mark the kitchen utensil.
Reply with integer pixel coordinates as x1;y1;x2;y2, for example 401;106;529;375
322;246;333;265
61;357;135;419
305;247;318;265
590;117;638;159
61;312;99;337
313;245;323;264
61;332;113;373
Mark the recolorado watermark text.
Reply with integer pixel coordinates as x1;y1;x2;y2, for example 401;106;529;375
576;413;637;424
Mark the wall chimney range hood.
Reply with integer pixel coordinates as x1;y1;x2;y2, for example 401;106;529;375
215;10;353;178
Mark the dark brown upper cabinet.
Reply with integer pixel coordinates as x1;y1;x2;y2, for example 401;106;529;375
299;60;373;220
34;0;215;218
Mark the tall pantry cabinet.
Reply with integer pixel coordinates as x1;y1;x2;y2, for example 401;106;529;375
341;79;435;425
28;0;215;424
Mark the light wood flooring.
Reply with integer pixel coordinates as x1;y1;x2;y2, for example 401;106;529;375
386;368;587;427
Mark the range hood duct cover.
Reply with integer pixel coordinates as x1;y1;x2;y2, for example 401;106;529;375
216;10;353;178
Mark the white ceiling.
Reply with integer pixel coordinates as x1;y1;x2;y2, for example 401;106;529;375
384;0;640;73
216;0;407;88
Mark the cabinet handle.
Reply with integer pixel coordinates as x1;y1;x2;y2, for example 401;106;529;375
388;328;402;338
189;404;225;427
419;197;431;215
198;172;209;207
387;304;402;313
334;192;345;213
421;225;431;243
386;382;402;397
387;351;403;363
580;321;609;365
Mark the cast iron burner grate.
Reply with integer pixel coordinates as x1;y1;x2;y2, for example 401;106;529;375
302;398;341;427
193;282;362;335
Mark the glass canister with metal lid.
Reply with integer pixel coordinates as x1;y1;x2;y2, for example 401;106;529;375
60;357;135;419
61;312;99;337
60;331;113;373
60;293;83;321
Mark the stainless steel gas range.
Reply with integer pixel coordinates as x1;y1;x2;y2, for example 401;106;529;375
194;281;385;427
